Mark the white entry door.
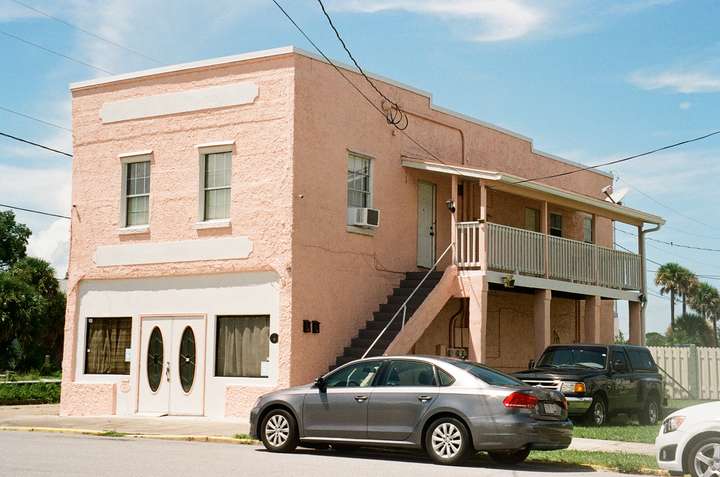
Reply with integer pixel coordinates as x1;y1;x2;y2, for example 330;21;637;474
138;317;206;416
417;181;437;269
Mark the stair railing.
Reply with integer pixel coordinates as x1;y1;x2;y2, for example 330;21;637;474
362;242;454;359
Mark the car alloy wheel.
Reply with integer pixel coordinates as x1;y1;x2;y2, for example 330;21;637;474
587;396;606;426
266;414;290;447
693;441;720;477
260;409;298;453
432;423;462;459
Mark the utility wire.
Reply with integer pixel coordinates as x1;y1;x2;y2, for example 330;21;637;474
0;28;113;74
315;0;407;129
616;228;720;253
10;0;161;65
0;105;71;132
0;202;70;219
0;131;72;157
514;129;720;184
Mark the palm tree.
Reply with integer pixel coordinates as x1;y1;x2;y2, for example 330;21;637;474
688;282;720;347
677;267;698;317
655;263;684;328
669;312;714;346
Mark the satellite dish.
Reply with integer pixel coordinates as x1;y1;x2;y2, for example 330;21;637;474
604;187;629;204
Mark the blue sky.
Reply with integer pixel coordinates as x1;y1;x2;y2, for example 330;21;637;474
1;0;719;335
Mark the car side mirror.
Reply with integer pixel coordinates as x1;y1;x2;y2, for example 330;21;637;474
315;376;327;392
528;359;535;370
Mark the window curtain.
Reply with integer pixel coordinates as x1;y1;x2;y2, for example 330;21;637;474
216;316;269;377
86;318;131;374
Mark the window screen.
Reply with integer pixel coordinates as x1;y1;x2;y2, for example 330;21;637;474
203;152;232;220
85;317;132;375
215;316;269;377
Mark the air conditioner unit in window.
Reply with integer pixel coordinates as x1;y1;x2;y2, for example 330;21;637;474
347;207;380;228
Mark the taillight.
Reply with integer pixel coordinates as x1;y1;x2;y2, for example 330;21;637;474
503;392;539;409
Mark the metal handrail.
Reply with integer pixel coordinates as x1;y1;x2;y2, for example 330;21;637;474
362;242;454;358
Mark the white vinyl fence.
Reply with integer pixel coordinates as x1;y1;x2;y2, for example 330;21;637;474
649;346;720;400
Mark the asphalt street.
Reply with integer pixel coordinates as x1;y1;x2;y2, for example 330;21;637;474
1;431;644;477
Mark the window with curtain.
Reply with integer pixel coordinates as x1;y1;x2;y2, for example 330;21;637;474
347;153;372;210
85;317;132;375
125;161;150;226
203;152;232;220
215;315;269;377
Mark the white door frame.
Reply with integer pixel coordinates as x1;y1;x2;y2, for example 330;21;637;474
135;314;207;416
417;180;437;269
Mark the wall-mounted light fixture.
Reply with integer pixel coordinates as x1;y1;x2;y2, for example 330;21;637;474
302;320;311;333
311;321;320;334
446;199;456;213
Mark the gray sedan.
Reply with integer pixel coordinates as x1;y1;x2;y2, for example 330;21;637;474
249;356;572;466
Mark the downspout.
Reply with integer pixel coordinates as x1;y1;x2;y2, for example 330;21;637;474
639;222;662;345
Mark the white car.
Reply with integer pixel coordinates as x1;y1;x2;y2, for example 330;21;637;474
656;401;720;477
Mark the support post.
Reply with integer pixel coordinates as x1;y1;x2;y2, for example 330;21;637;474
584;296;601;343
629;301;642;345
534;289;552;357
541;201;549;278
451;175;458;264
467;275;488;363
479;182;488;271
638;224;647;346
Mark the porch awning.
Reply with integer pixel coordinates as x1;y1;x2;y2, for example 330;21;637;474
401;158;665;226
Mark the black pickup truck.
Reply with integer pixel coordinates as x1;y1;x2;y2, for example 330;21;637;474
514;344;664;426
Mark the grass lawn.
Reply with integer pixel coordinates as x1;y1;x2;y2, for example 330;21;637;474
573;423;660;444
529;450;659;474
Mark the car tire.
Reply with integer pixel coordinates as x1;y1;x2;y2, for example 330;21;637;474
638;396;661;425
260;409;298;453
685;435;720;477
584;394;607;426
424;417;472;465
488;448;531;465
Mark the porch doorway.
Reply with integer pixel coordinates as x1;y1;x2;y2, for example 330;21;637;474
137;316;206;416
417;181;437;269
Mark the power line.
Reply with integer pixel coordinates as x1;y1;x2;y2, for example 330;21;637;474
0;28;113;74
0;105;71;133
514;129;720;184
616;228;720;253
616;177;719;233
10;0;161;65
0;131;73;157
0;203;70;220
315;0;407;129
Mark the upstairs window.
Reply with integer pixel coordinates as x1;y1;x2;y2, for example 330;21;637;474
550;213;563;237
347;153;372;210
124;160;151;227
524;207;540;232
202;152;232;221
583;216;594;243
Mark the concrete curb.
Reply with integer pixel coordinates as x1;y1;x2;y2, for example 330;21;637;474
0;426;260;445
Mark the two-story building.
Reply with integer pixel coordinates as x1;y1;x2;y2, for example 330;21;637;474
61;46;663;418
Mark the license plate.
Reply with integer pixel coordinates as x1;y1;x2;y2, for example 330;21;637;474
542;403;562;416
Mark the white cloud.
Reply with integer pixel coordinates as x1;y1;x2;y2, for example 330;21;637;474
0;0;40;21
329;0;546;42
27;218;70;276
629;70;720;93
679;101;691;110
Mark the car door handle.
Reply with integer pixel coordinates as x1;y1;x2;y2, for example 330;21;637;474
418;395;433;403
354;395;368;403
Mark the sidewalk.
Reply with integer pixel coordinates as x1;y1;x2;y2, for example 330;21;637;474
0;404;655;456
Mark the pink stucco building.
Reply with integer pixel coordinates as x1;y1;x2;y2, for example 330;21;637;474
61;46;664;418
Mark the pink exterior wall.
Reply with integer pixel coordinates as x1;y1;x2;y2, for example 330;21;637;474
63;54;297;415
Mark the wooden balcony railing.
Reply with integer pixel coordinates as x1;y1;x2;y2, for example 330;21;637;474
455;221;642;291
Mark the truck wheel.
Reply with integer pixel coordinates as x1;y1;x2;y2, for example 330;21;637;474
585;395;607;426
488;448;531;465
639;397;660;425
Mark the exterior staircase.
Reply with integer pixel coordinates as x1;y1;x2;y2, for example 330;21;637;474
329;270;444;371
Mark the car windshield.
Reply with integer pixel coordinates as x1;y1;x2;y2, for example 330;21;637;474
537;347;607;369
449;361;524;387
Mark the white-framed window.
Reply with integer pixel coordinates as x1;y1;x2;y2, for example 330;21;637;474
122;159;151;227
201;151;232;221
524;207;540;232
84;317;132;375
582;215;593;243
550;213;563;237
347;152;372;210
215;315;270;378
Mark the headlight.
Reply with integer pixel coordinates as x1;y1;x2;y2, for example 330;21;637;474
663;416;685;433
560;381;586;394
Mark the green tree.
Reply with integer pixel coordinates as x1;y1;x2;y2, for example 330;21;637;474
669;313;714;347
0;211;31;270
677;267;698;317
645;332;668;347
688;282;720;347
655;263;684;329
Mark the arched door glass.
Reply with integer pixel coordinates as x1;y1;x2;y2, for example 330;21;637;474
147;327;163;392
178;326;196;393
